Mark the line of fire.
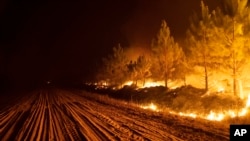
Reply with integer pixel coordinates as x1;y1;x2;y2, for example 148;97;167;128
87;0;250;122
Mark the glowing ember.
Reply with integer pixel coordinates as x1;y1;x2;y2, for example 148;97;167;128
141;103;158;111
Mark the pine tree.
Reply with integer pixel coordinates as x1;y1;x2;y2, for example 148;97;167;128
151;20;184;89
127;55;151;87
216;0;250;96
101;44;129;87
187;1;219;91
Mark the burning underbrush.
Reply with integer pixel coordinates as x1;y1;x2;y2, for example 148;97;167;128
83;84;250;122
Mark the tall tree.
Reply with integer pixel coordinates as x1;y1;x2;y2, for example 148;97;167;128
187;1;223;91
151;20;184;89
100;44;129;87
216;0;250;96
187;1;210;91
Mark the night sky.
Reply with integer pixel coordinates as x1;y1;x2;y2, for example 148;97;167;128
0;0;220;89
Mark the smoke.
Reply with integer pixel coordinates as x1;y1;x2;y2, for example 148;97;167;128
124;46;151;61
121;0;221;50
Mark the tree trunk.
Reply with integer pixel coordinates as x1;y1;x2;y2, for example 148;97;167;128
233;64;237;96
203;53;208;91
165;77;168;89
183;76;187;87
232;19;237;96
203;30;208;92
205;65;208;91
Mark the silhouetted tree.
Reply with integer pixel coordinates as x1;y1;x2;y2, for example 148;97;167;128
127;60;137;85
101;44;129;87
127;55;151;87
135;55;151;86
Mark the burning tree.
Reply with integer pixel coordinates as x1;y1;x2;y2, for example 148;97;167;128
127;60;137;85
127;55;151;87
214;0;250;96
100;44;129;87
187;1;224;91
151;20;185;89
135;55;152;86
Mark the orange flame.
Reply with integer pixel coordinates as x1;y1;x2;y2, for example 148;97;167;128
140;95;250;121
140;103;158;111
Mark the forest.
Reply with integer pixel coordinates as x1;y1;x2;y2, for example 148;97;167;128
95;0;250;99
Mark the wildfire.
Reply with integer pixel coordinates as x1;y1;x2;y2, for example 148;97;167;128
176;95;250;121
122;79;250;122
121;80;165;88
139;95;250;121
143;81;164;88
178;112;197;118
206;111;224;121
140;103;158;111
123;81;133;86
121;80;183;89
172;86;250;121
188;94;249;120
98;77;250;122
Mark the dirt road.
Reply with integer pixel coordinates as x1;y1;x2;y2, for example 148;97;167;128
0;89;229;141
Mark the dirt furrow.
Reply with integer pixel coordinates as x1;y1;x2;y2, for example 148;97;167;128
0;89;230;141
